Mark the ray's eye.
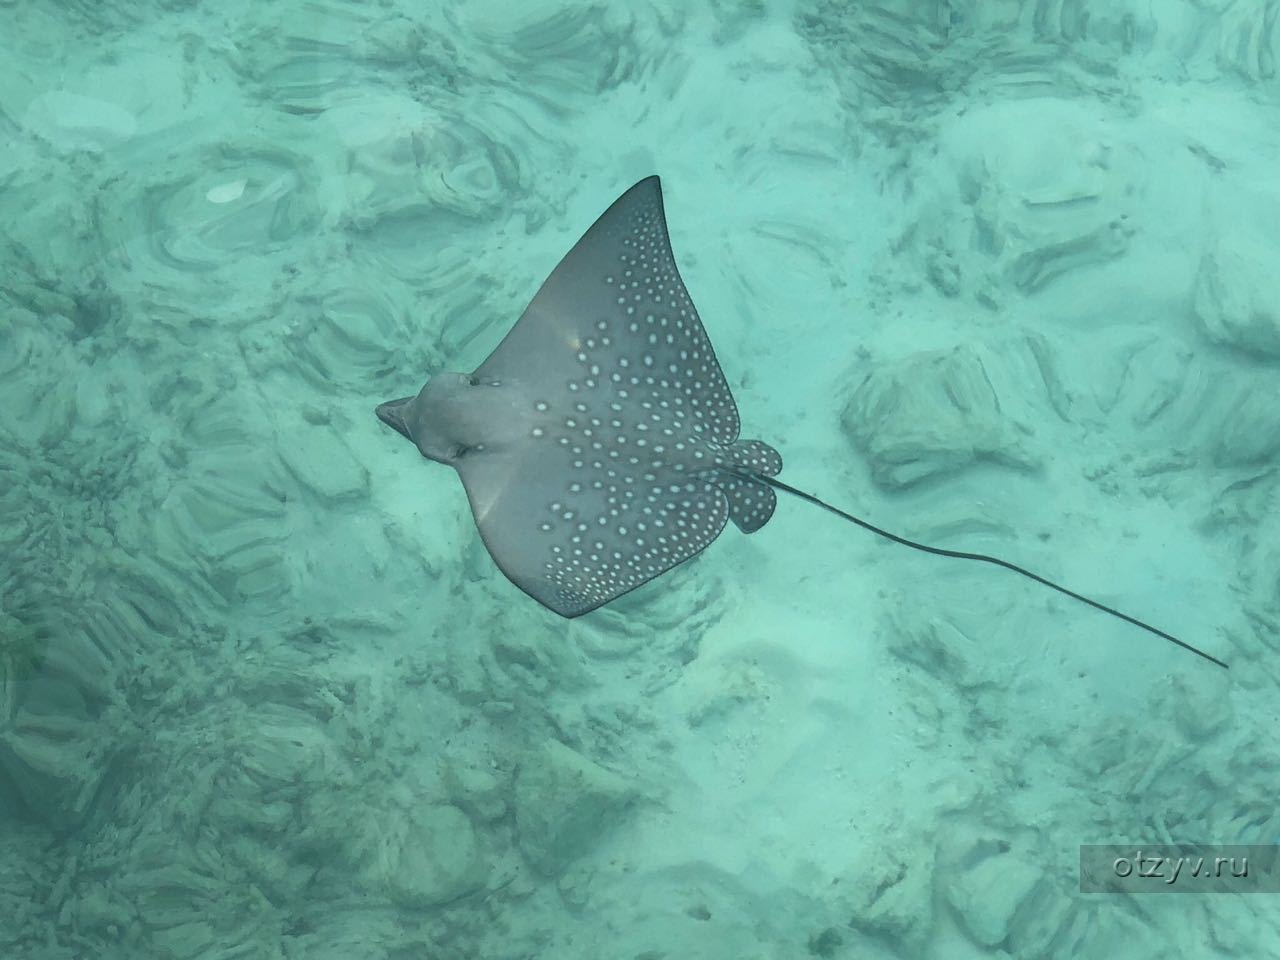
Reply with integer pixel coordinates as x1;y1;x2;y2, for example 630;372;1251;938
466;375;479;386
451;444;470;459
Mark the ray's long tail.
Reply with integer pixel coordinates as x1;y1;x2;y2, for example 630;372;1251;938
761;476;1228;671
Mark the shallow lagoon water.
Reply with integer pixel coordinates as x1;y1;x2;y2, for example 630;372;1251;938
2;2;1278;957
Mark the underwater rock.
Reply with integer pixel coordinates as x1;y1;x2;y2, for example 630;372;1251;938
847;842;935;950
514;738;635;877
149;389;295;610
121;861;224;934
284;278;411;392
331;92;514;227
378;803;486;908
233;702;336;788
684;657;772;729
356;13;439;65
797;1;977;113
1193;230;1280;359
118;142;320;275
951;102;1135;296
277;425;369;503
58;878;135;945
1211;383;1280;468
450;0;644;94
22;92;138;154
798;2;1148;148
842;343;1036;489
859;96;1138;304
1052;900;1150;955
577;568;725;660
0;312;81;449
884;602;1003;691
0;613;124;829
0;709;103;825
1004;875;1076;957
1163;672;1234;741
442;751;510;823
944;846;1043;948
111;831;283;957
569;611;654;661
1210;2;1280;81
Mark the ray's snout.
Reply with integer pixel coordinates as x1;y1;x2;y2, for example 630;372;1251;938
376;397;413;441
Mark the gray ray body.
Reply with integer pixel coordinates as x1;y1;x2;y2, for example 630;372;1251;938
377;176;782;617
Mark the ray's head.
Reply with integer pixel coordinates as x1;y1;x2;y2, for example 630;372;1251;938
376;373;524;465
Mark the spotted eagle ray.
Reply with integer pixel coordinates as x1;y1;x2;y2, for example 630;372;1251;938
376;176;1226;670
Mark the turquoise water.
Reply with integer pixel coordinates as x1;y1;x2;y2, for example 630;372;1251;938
2;1;1277;957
